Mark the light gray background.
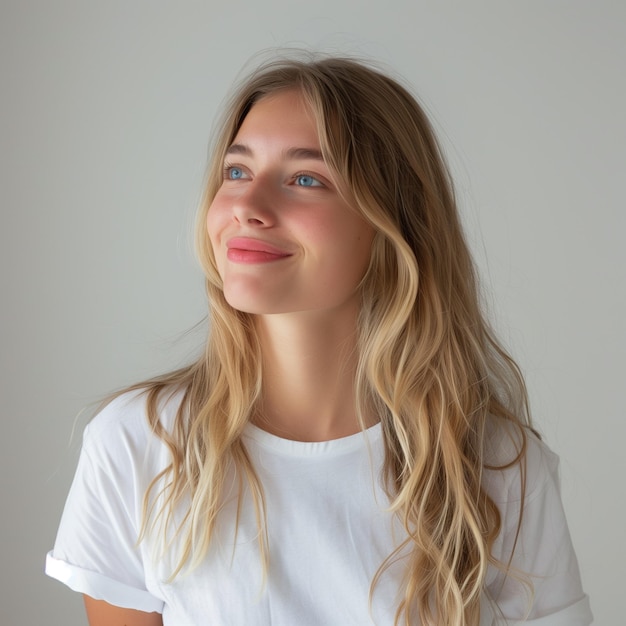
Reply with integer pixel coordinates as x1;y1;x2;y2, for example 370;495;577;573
2;1;623;624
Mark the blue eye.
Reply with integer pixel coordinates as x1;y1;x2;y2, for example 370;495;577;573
228;167;244;180
295;174;322;187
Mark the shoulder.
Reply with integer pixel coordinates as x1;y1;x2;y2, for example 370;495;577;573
85;387;184;441
482;419;560;506
81;387;185;473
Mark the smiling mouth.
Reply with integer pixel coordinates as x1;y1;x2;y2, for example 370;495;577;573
226;237;293;263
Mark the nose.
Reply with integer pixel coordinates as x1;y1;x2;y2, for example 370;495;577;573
232;179;276;227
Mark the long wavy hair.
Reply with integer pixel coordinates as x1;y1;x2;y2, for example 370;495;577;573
123;54;533;625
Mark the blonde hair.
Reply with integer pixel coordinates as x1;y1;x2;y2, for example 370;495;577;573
124;54;533;625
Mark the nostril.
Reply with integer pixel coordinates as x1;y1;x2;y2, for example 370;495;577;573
247;218;263;225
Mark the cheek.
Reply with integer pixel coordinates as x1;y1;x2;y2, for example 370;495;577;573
327;215;374;260
206;202;226;250
317;222;374;284
205;204;226;275
347;223;375;279
206;205;218;240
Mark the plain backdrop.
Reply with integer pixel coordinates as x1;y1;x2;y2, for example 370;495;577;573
2;1;624;624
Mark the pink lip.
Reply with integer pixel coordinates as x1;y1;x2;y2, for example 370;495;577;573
226;237;293;263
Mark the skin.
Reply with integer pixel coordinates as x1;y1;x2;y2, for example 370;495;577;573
83;596;163;626
207;89;374;319
208;89;376;441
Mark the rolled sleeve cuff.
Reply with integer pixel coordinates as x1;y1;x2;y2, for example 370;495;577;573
45;552;164;614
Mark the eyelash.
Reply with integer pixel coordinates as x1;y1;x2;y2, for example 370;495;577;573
223;163;246;180
222;163;325;188
292;172;324;187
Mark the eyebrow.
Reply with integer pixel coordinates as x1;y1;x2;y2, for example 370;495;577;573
225;143;324;161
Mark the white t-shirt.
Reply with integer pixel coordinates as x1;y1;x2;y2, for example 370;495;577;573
46;391;592;625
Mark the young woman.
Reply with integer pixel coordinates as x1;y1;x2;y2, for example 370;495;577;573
46;55;592;625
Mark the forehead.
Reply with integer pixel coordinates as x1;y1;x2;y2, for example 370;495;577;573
232;89;321;148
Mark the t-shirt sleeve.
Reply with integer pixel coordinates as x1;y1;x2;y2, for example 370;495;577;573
45;406;164;614
483;431;593;624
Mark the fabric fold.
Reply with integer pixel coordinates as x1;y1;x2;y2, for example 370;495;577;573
45;552;164;614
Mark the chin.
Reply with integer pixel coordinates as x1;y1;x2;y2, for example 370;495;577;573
223;294;280;315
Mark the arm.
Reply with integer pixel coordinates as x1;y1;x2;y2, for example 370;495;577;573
84;596;163;626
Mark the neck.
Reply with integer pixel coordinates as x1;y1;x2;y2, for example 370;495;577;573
253;308;373;442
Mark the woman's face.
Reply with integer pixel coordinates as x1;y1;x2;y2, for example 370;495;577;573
207;89;375;318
